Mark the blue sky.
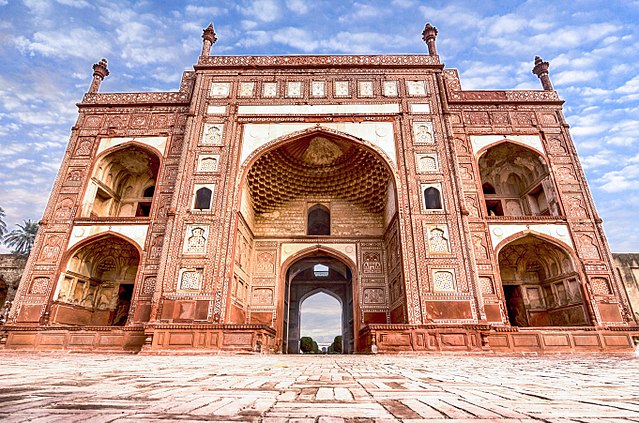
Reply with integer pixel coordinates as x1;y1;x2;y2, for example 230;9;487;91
0;0;638;253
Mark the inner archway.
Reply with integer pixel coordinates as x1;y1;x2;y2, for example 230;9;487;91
300;291;342;353
283;255;354;354
498;234;591;327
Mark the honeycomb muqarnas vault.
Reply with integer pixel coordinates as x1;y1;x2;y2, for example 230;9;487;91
2;23;637;353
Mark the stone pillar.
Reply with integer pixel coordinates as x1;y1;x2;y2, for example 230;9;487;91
422;23;438;55
87;58;109;94
532;56;554;91
201;23;218;57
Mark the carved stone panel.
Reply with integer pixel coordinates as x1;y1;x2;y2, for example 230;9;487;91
201;124;224;145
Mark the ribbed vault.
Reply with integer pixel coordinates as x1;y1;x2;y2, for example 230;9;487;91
247;134;391;213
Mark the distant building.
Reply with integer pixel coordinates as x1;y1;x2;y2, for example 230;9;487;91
613;254;639;322
2;23;636;353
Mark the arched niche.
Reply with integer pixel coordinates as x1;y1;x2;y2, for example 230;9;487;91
497;234;591;327
478;142;559;217
83;144;160;218
51;234;140;326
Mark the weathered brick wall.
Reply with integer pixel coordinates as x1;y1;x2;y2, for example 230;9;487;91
0;254;27;307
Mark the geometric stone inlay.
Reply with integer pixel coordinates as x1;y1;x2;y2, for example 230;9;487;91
433;270;455;292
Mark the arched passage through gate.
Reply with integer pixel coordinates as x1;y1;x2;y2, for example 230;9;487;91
283;254;354;354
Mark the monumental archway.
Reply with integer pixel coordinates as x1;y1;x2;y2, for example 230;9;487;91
228;128;406;351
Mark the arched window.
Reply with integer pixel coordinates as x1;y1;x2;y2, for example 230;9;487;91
194;187;213;210
423;187;442;210
307;204;330;235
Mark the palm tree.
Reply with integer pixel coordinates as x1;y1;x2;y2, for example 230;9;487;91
4;220;38;256
0;207;6;241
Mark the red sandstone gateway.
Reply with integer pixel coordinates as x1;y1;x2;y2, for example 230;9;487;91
2;23;636;353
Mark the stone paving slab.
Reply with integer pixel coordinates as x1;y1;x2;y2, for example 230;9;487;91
0;353;638;421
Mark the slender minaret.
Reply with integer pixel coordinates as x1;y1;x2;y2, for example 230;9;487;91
532;56;554;91
201;23;218;56
422;23;439;55
87;58;109;94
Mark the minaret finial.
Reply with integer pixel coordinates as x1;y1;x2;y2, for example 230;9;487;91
88;58;109;94
201;23;218;56
532;56;554;91
422;22;439;55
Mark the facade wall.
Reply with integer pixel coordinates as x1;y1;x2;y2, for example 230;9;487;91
2;32;636;353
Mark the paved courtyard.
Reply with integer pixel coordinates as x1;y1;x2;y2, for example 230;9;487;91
0;352;638;422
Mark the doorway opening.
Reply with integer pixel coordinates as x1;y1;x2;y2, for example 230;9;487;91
299;291;342;354
283;254;354;354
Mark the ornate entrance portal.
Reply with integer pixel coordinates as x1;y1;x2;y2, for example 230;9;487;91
227;128;406;353
283;255;354;354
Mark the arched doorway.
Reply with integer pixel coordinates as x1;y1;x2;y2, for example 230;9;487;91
498;234;591;327
299;291;342;353
478;142;559;217
283;255;354;354
50;234;140;326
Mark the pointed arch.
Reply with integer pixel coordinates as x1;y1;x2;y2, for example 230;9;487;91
83;142;162;218
237;126;400;193
51;232;141;327
495;232;593;327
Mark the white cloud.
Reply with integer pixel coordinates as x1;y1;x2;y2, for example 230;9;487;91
241;0;281;23
553;70;598;86
15;28;111;59
285;0;309;14
184;5;225;16
272;27;319;52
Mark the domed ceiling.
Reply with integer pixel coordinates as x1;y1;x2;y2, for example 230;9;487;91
247;134;391;213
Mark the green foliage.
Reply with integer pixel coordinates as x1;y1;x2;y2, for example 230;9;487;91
300;336;314;353
312;340;319;354
331;335;342;353
4;219;38;256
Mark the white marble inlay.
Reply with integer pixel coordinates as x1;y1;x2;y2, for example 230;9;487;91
471;134;545;156
68;225;149;250
488;223;574;250
241;122;397;166
97;136;168;157
237;104;399;115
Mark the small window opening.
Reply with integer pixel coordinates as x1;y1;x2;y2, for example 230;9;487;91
135;202;152;217
194;187;213;210
314;264;329;277
307;204;330;235
143;186;155;198
485;200;504;216
423;187;442;210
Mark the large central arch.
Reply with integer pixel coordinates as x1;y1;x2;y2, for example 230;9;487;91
225;127;407;352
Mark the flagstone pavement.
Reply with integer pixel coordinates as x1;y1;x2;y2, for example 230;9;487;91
0;352;638;422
